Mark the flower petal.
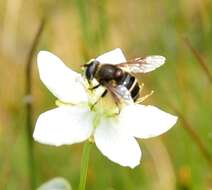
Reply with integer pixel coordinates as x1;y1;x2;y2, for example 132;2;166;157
37;51;88;104
33;106;93;146
94;117;141;168
96;48;126;64
120;104;178;139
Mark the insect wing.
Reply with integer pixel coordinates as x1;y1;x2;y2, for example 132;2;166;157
107;85;133;104
118;55;166;73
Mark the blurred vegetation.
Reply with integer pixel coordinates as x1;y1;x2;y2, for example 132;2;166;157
0;0;212;189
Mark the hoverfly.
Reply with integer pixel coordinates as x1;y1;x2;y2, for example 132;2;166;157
84;50;166;109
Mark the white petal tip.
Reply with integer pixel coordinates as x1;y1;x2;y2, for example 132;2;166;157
128;160;140;169
37;50;55;68
37;51;60;67
113;48;123;53
170;115;178;127
159;114;178;136
120;105;178;139
96;48;126;64
37;50;51;60
38;50;52;55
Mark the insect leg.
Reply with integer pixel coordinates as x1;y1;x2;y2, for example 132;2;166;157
101;89;108;97
89;83;101;90
139;83;144;92
136;90;154;104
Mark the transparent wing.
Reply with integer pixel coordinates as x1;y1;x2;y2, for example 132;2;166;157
115;85;133;102
117;55;166;73
106;84;133;104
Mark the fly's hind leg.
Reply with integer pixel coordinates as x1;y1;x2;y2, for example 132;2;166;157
136;90;154;104
139;83;144;92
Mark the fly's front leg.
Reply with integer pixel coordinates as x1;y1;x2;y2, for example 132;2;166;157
89;83;101;91
101;89;108;97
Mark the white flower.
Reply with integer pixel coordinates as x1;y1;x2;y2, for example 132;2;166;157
33;48;178;168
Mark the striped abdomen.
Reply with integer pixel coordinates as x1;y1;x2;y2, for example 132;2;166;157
118;73;140;101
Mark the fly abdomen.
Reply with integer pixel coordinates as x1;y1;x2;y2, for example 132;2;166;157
118;73;140;101
130;82;140;101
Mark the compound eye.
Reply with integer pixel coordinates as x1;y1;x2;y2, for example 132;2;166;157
85;60;98;81
85;65;93;80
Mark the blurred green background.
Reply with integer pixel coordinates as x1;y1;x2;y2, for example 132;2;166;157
0;0;212;189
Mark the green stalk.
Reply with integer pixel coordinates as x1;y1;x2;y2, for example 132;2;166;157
25;19;45;189
78;141;92;190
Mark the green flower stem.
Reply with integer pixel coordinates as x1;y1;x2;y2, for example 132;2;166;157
25;19;45;189
78;141;92;190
